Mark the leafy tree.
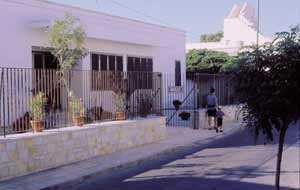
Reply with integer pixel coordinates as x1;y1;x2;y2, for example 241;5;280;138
235;26;300;190
200;31;223;42
186;49;238;73
48;13;87;92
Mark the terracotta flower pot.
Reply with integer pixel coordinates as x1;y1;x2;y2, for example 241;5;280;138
116;112;125;120
30;120;44;133
73;116;84;127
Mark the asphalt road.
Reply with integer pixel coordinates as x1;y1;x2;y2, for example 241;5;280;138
69;125;299;190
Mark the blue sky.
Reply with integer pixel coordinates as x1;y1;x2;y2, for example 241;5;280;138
49;0;300;42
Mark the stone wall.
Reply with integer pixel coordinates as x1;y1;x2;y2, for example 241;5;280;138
0;117;166;181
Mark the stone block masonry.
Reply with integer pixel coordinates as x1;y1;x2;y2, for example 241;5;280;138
0;117;166;181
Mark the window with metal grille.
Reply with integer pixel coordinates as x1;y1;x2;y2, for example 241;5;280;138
91;53;123;91
127;56;153;89
175;60;181;86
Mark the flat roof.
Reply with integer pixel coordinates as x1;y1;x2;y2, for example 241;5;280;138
8;0;185;34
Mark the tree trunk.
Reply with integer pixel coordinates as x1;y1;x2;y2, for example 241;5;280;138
275;126;287;190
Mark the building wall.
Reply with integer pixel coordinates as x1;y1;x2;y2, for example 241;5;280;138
0;0;186;124
0;0;186;73
223;18;271;46
0;117;167;181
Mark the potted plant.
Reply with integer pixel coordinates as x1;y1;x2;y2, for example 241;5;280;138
173;100;182;110
69;93;85;127
28;92;45;133
179;111;191;121
113;92;126;120
139;94;153;118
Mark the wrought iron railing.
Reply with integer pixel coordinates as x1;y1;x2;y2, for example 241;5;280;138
0;68;162;136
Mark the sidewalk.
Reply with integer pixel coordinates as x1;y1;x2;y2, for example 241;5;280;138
0;122;241;190
239;139;300;190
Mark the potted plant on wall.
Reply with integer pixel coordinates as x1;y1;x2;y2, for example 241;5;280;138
139;94;153;118
28;92;45;133
113;92;126;120
179;111;191;121
173;100;182;110
69;93;85;127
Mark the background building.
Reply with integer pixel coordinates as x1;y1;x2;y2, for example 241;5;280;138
186;2;272;55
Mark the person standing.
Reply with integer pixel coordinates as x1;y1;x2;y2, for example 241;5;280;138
216;107;225;133
206;87;218;130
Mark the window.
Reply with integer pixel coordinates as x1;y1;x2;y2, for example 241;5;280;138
127;56;153;72
91;54;99;71
116;56;123;71
91;53;123;90
175;60;181;86
100;55;108;71
109;56;115;71
127;56;153;89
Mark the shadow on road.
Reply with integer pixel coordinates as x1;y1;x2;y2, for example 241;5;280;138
79;175;295;190
61;125;299;190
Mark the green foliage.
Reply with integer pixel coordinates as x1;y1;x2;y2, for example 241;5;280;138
113;92;126;112
200;31;223;42
236;26;300;189
186;49;238;73
236;26;300;140
69;92;84;117
48;13;87;71
28;92;45;121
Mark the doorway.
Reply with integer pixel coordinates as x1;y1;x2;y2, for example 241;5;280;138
32;50;62;111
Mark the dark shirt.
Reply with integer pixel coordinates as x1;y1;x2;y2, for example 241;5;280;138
216;110;225;119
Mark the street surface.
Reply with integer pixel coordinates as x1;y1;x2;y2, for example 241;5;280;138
75;125;300;190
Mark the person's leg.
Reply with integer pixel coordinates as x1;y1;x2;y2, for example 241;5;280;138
215;117;219;133
208;116;213;129
218;119;223;132
213;116;217;129
219;125;223;132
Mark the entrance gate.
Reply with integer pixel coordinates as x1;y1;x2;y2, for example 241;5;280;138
162;73;235;128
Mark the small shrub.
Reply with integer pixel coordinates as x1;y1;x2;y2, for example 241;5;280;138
28;92;45;121
113;92;126;112
69;92;84;117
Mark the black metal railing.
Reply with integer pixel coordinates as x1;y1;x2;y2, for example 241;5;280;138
163;72;237;127
0;68;162;137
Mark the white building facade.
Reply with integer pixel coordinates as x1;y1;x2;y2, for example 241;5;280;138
186;2;272;55
0;0;186;128
0;0;186;74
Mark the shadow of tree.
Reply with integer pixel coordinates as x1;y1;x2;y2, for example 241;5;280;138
79;175;296;190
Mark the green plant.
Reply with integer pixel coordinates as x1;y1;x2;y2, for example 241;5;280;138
48;13;87;92
113;92;126;112
236;26;300;190
28;92;45;121
200;31;223;42
69;93;84;117
186;49;238;73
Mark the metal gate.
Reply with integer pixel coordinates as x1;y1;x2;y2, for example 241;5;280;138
162;73;235;128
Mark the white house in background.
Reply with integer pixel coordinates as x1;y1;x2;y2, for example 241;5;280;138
0;0;186;127
186;2;272;55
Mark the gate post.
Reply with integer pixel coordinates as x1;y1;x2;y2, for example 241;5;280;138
193;74;198;130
